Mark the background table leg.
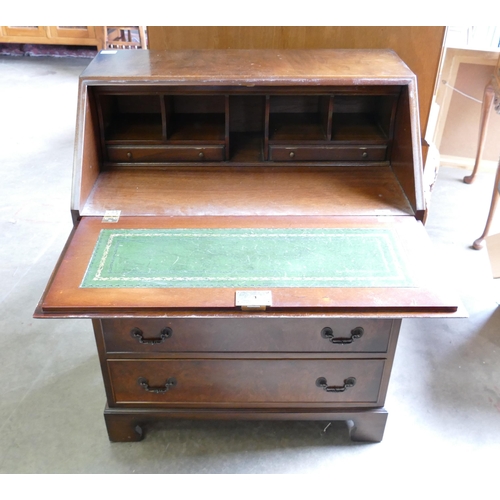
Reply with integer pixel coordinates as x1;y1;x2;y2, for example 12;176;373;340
464;82;495;185
473;157;500;249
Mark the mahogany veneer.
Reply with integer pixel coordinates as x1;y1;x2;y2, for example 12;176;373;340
35;49;460;443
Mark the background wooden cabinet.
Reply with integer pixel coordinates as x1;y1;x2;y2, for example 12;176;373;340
0;26;105;50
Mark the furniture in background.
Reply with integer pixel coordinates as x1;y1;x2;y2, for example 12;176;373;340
105;27;147;49
35;50;459;443
0;26;105;50
463;54;500;249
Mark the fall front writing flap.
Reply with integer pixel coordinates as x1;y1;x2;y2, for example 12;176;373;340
37;215;459;316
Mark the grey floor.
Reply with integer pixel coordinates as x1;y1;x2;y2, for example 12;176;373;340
1;55;499;485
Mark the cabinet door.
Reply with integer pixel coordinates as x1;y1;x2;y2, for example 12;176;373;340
47;26;96;40
2;26;47;38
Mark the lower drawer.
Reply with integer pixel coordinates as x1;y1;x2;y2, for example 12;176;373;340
107;145;225;163
268;144;387;162
100;318;394;354
107;358;385;405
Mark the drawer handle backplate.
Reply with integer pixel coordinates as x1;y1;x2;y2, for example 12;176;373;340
130;327;172;345
321;326;364;344
138;377;177;394
316;376;356;393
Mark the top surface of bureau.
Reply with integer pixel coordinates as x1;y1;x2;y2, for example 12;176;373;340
79;49;416;85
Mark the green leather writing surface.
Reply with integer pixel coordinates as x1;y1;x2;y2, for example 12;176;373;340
80;228;416;288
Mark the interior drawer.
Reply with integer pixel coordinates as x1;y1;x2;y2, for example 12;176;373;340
107;145;225;163
100;318;394;354
107;358;385;405
268;145;387;162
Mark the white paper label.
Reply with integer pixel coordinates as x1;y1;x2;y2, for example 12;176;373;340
102;210;121;223
235;291;273;308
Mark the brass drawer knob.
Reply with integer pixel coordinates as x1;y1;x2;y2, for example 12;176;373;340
198;151;204;159
289;151;295;158
361;151;368;158
126;152;132;159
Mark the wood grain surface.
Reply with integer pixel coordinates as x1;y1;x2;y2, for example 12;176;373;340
81;166;414;217
107;358;385;405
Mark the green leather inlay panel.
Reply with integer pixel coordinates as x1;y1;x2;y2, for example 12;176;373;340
80;228;416;288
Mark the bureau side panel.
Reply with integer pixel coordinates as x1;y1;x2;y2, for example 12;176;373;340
72;85;101;216
391;83;425;219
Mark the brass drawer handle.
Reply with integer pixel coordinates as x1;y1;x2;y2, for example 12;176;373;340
321;326;364;344
138;377;177;394
130;327;172;345
316;376;356;393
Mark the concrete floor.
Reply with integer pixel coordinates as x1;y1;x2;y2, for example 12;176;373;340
0;55;499;487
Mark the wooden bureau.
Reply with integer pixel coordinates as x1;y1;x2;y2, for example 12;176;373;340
35;49;460;442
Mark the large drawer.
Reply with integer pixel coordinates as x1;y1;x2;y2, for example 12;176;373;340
100;318;394;354
107;145;226;163
268;144;387;162
107;358;385;405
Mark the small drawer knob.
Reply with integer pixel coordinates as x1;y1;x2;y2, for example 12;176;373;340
361;151;368;158
198;152;204;159
126;152;132;159
289;151;295;158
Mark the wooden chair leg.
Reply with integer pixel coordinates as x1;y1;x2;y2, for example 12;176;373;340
464;81;495;184
473;157;500;249
138;26;147;49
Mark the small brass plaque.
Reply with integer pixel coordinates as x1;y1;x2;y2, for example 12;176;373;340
235;291;272;310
